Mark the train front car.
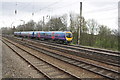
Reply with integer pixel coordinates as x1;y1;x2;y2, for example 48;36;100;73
65;31;73;44
14;32;17;36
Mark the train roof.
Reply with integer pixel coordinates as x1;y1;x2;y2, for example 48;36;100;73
14;31;71;32
14;31;71;33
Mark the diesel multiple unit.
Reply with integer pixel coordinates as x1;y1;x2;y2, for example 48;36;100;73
14;31;73;44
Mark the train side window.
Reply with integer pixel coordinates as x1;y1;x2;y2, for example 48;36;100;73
48;33;51;37
43;33;45;36
40;33;45;36
40;33;43;36
45;33;48;36
55;33;58;37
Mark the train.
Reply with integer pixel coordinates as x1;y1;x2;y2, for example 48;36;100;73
14;31;73;44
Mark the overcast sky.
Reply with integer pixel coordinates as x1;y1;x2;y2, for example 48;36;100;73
0;0;119;30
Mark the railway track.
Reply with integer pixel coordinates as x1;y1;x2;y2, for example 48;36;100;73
71;45;119;55
41;40;119;55
2;38;79;79
3;36;120;80
35;39;120;56
32;39;120;67
5;35;120;55
10;36;120;67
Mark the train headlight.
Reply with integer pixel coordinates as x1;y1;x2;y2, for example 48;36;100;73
66;38;72;41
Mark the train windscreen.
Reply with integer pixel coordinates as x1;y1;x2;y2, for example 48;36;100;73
66;33;72;38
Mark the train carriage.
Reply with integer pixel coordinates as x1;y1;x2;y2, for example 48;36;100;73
28;31;34;38
53;31;72;44
14;31;73;44
14;32;21;37
39;31;46;40
44;32;52;40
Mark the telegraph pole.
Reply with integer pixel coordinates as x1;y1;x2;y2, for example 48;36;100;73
42;16;45;31
118;1;120;51
78;2;82;45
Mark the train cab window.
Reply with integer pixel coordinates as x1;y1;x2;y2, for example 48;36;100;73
66;33;72;38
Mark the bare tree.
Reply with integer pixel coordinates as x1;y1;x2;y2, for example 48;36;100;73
25;20;35;31
86;19;99;46
35;20;43;31
87;19;99;35
46;17;66;31
60;14;68;31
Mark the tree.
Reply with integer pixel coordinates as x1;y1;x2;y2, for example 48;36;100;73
60;14;68;31
15;20;36;31
16;24;24;31
1;27;13;34
35;20;43;31
97;25;112;48
69;13;79;44
25;20;35;31
87;19;99;35
69;13;88;44
81;17;88;33
86;19;99;46
69;13;77;33
46;17;66;31
111;29;119;50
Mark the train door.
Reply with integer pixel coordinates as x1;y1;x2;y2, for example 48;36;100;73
32;32;34;38
52;32;55;40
